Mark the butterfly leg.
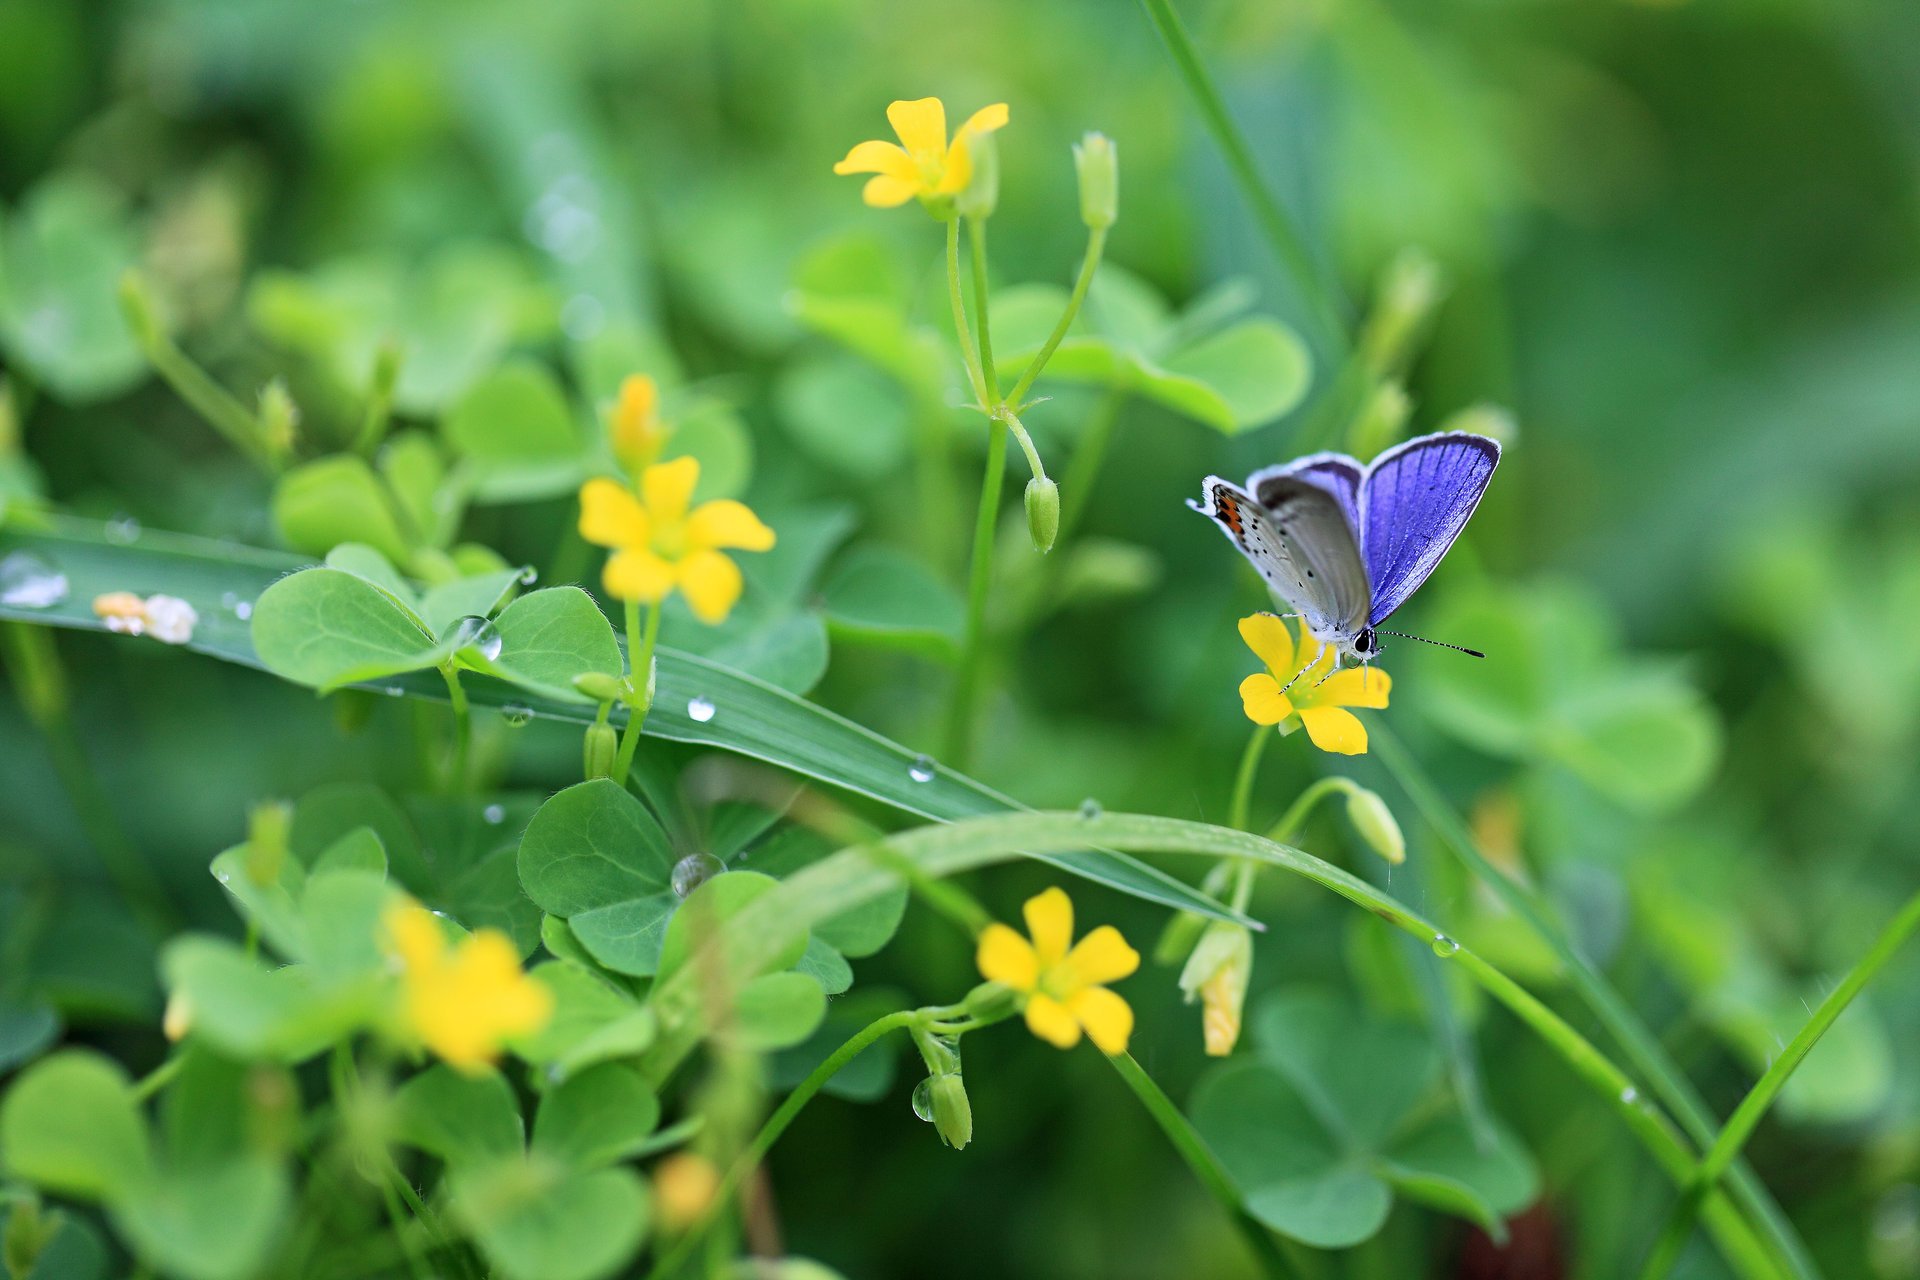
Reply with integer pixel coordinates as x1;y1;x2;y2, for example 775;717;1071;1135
1308;651;1344;691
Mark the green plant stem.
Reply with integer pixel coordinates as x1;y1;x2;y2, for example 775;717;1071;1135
967;217;1000;403
120;274;283;471
646;1010;922;1280
1636;884;1920;1280
439;664;470;791
1227;725;1272;832
945;218;988;406
1263;775;1347;844
614;600;661;783
1369;725;1814;1280
1108;1051;1303;1280
377;1174;435;1280
1007;227;1108;406
944;415;1009;768
131;1054;184;1102
1136;0;1344;352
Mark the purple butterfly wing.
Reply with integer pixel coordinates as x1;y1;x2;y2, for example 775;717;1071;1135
1247;452;1364;534
1358;431;1500;626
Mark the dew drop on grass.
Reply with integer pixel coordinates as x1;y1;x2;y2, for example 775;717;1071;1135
105;514;141;544
671;852;725;897
911;1078;935;1122
450;615;503;662
1619;1086;1639;1105
0;552;69;608
518;565;539;585
686;695;716;723
908;754;936;783
482;804;506;825
220;591;253;620
1079;798;1102;820
500;703;533;728
1430;933;1459;957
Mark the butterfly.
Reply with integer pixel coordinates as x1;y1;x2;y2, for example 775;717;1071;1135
1190;430;1500;679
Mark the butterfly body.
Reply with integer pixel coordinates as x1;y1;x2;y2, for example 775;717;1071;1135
1190;431;1500;672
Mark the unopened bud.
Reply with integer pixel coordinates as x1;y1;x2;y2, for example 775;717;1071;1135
610;374;665;472
258;378;299;456
929;1072;972;1150
1344;785;1405;865
1024;477;1060;553
1358;248;1445;377
955;133;1000;221
1178;922;1252;1057
246;800;293;887
961;980;1020;1022
652;1152;720;1232
1073;133;1118;231
583;721;619;780
572;672;626;702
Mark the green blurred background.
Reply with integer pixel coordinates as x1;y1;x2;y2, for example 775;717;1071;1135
3;0;1920;1276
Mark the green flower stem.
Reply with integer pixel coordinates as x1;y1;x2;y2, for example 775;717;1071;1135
1006;414;1047;482
1636;883;1920;1280
119;271;284;471
945;218;989;407
1135;0;1345;353
639;810;1779;1279
0;622;175;932
438;664;470;791
1007;226;1108;407
1262;775;1348;845
1227;725;1272;832
1108;1051;1307;1280
614;600;661;783
1369;726;1814;1280
130;1053;184;1102
943;413;1009;768
967;217;1000;403
646;1009;923;1280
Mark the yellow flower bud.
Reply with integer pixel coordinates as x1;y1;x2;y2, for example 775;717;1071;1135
1344;785;1406;865
163;991;192;1042
1073;132;1118;231
1025;477;1060;553
1178;922;1252;1056
610;374;666;472
653;1152;721;1233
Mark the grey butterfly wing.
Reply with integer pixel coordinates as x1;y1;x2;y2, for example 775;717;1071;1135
1358;431;1500;626
1249;452;1364;533
1191;474;1370;641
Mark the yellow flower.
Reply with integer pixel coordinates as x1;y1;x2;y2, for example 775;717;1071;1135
1237;613;1391;755
975;887;1139;1054
610;373;667;471
383;901;552;1074
652;1152;721;1232
1178;921;1252;1057
577;456;776;624
833;97;1010;209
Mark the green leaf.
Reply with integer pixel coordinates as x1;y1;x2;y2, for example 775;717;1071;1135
664;399;753;501
299;870;396;979
568;893;679;978
532;1064;660;1169
821;546;963;658
444;360;584;501
1157;318;1311;431
511;963;656;1079
726;971;828;1051
795;936;852;997
251;567;448;691
656;871;807;982
312;826;387;876
0;173;144;402
1552;676;1723;814
1250;989;1440;1149
113;1156;288;1280
273;456;413;564
747;828;906;959
393;1066;525;1167
292;782;431;895
771;990;901;1104
324;543;422;619
774;353;912;480
452;1160;649;1280
419;568;524;640
0;1050;150;1200
1385;1115;1539;1219
474;586;622;703
161;937;369;1063
0;999;59;1074
378;431;453;547
0;1203;107;1280
517;780;676;918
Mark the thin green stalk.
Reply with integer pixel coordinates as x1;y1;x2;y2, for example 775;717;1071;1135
120;272;283;471
1370;726;1814;1280
1228;725;1272;832
1262;775;1347;845
131;1054;184;1102
967;217;1000;403
646;1010;922;1279
1136;0;1344;351
1108;1051;1302;1280
1008;227;1108;407
944;415;1009;768
1637;885;1920;1280
439;665;470;791
945;218;988;407
614;600;662;783
377;1174;435;1280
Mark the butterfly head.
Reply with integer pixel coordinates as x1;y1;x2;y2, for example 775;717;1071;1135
1353;627;1381;660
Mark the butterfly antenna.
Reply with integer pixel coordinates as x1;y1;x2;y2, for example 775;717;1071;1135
1378;629;1485;659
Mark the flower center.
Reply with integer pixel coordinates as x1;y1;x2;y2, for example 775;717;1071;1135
652;515;689;560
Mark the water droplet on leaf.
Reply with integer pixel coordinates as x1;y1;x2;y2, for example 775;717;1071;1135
1619;1086;1639;1105
908;754;936;784
483;804;506;825
911;1078;935;1122
0;552;68;608
671;852;725;898
1079;798;1102;820
450;615;502;662
686;695;716;723
500;703;533;728
105;515;141;544
1430;933;1459;957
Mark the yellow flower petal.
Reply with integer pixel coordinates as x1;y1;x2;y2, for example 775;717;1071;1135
1294;625;1336;683
1237;613;1296;677
861;174;922;207
675;548;743;624
579;477;648;549
1023;887;1074;968
1299;706;1369;755
886;97;947;158
611;375;664;465
604;548;676;603
976;923;1040;991
384;902;445;971
1238;673;1294;726
1063;925;1140;987
1068;985;1133;1055
932;138;973;195
1023;993;1082;1049
642;456;700;527
955;102;1010;140
686;499;776;553
1316;666;1391;710
832;139;917;179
